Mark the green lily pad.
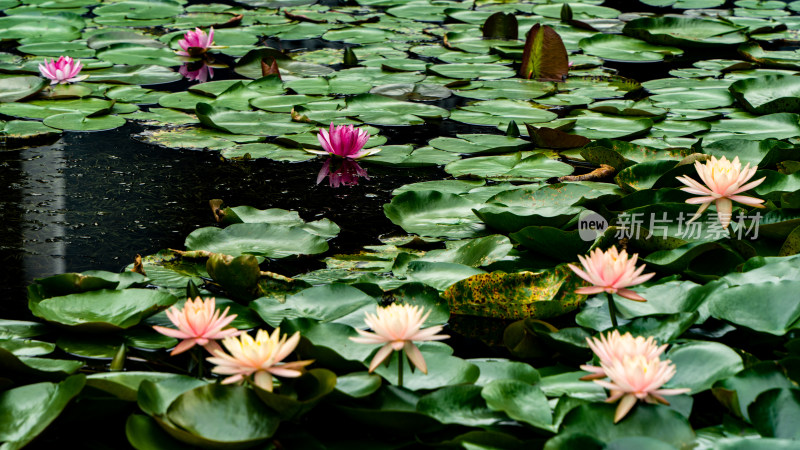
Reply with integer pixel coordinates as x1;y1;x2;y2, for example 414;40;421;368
196;103;314;136
251;283;378;329
96;43;182;67
93;0;183;19
623;17;748;47
713;362;796;421
559;403;694;447
164;384;280;447
383;190;485;239
43;112;126;131
579;34;684;62
82;65;182;85
450;99;558;127
729;74;800;115
0;376;85;450
445;153;573;180
665;341;744;394
185;223;331;258
708;280;800;335
749;388;800;439
29;289;178;331
0;76;47;103
481;379;553;431
417;385;505;427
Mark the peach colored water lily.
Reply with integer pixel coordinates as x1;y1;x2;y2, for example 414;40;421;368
177;27;216;57
153;297;240;356
350;303;448;374
568;246;655;302
308;123;379;159
580;330;666;380
207;328;313;392
676;155;765;229
38;56;88;85
595;353;690;423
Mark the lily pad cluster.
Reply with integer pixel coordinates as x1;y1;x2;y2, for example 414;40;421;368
7;0;800;448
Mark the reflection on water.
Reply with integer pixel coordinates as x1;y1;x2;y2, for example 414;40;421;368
316;158;369;187
0;123;441;319
179;59;215;83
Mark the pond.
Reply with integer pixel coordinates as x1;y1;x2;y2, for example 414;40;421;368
3;0;800;448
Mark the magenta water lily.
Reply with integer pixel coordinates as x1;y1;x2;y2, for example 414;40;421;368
38;56;88;85
177;27;216;57
309;123;380;159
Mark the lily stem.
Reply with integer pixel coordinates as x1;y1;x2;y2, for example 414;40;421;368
606;292;619;329
397;351;404;388
193;348;204;379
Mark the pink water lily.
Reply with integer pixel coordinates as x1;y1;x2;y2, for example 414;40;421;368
580;330;666;381
38;56;88;85
152;297;241;356
308;123;379;159
350;303;448;374
207;328;314;392
595;353;690;423
177;27;215;57
568;246;655;302
179;61;214;83
676;155;765;229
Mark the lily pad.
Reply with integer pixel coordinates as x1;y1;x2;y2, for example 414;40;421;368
185;223;331;258
29;289;178;331
442;264;586;320
579;34;684;63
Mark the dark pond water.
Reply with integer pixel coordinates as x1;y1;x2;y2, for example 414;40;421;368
0;117;458;319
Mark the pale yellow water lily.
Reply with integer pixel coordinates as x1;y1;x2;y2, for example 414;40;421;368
568;246;655;302
207;328;313;392
350;303;448;374
152;297;240;356
580;330;666;380
595;354;690;423
676;155;765;229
